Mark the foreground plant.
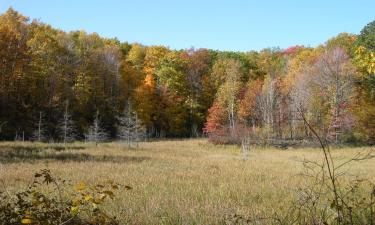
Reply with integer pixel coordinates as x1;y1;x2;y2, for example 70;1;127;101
0;169;129;225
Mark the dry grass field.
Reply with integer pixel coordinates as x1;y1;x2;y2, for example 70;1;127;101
0;139;374;224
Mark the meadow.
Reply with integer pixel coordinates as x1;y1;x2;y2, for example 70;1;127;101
0;140;374;224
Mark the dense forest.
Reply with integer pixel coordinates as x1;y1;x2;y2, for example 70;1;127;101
0;8;374;144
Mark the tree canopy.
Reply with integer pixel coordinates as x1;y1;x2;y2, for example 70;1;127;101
0;8;374;144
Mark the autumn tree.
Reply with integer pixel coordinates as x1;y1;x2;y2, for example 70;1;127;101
353;20;375;143
326;33;357;53
154;51;190;136
283;47;319;139
205;58;244;142
127;43;146;70
143;45;169;81
0;8;32;139
133;73;163;136
238;78;264;131
203;101;228;144
257;49;285;139
313;47;355;143
182;48;212;136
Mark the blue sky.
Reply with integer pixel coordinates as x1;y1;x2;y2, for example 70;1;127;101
0;0;374;51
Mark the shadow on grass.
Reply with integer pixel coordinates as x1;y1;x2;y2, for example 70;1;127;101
0;146;149;164
0;144;85;151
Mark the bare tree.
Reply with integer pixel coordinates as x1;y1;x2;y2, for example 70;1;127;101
241;137;250;161
85;111;108;146
117;100;146;148
0;121;6;134
32;111;47;142
58;101;76;145
314;47;355;143
14;129;25;142
260;75;278;140
290;68;313;139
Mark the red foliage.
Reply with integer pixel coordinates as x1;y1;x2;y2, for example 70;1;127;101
203;101;226;134
203;101;229;144
238;79;263;124
204;101;252;144
283;45;304;56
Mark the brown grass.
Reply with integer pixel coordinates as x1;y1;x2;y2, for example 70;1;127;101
0;140;374;224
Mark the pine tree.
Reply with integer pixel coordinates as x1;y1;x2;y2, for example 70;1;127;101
117;100;146;148
85;111;108;146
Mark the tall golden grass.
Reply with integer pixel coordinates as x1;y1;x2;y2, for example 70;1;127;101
0;140;374;224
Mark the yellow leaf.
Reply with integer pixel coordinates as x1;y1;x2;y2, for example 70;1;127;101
84;194;93;201
75;181;86;191
70;206;79;215
21;218;33;224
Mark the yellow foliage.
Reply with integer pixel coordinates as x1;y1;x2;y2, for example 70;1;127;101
70;206;79;216
283;48;318;93
355;46;375;75
84;194;93;201
75;181;86;191
21;218;33;224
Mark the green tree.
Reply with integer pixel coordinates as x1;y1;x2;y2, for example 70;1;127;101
353;20;375;143
356;20;375;51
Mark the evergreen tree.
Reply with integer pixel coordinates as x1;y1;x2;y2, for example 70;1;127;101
117;100;146;148
85;111;108;146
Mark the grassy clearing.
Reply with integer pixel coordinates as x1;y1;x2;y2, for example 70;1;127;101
0;140;374;224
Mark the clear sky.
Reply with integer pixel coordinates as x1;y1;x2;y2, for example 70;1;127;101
0;0;374;51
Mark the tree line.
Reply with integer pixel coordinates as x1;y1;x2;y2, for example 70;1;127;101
0;8;374;144
204;26;375;145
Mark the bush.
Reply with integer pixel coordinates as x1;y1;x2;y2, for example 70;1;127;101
0;169;130;225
